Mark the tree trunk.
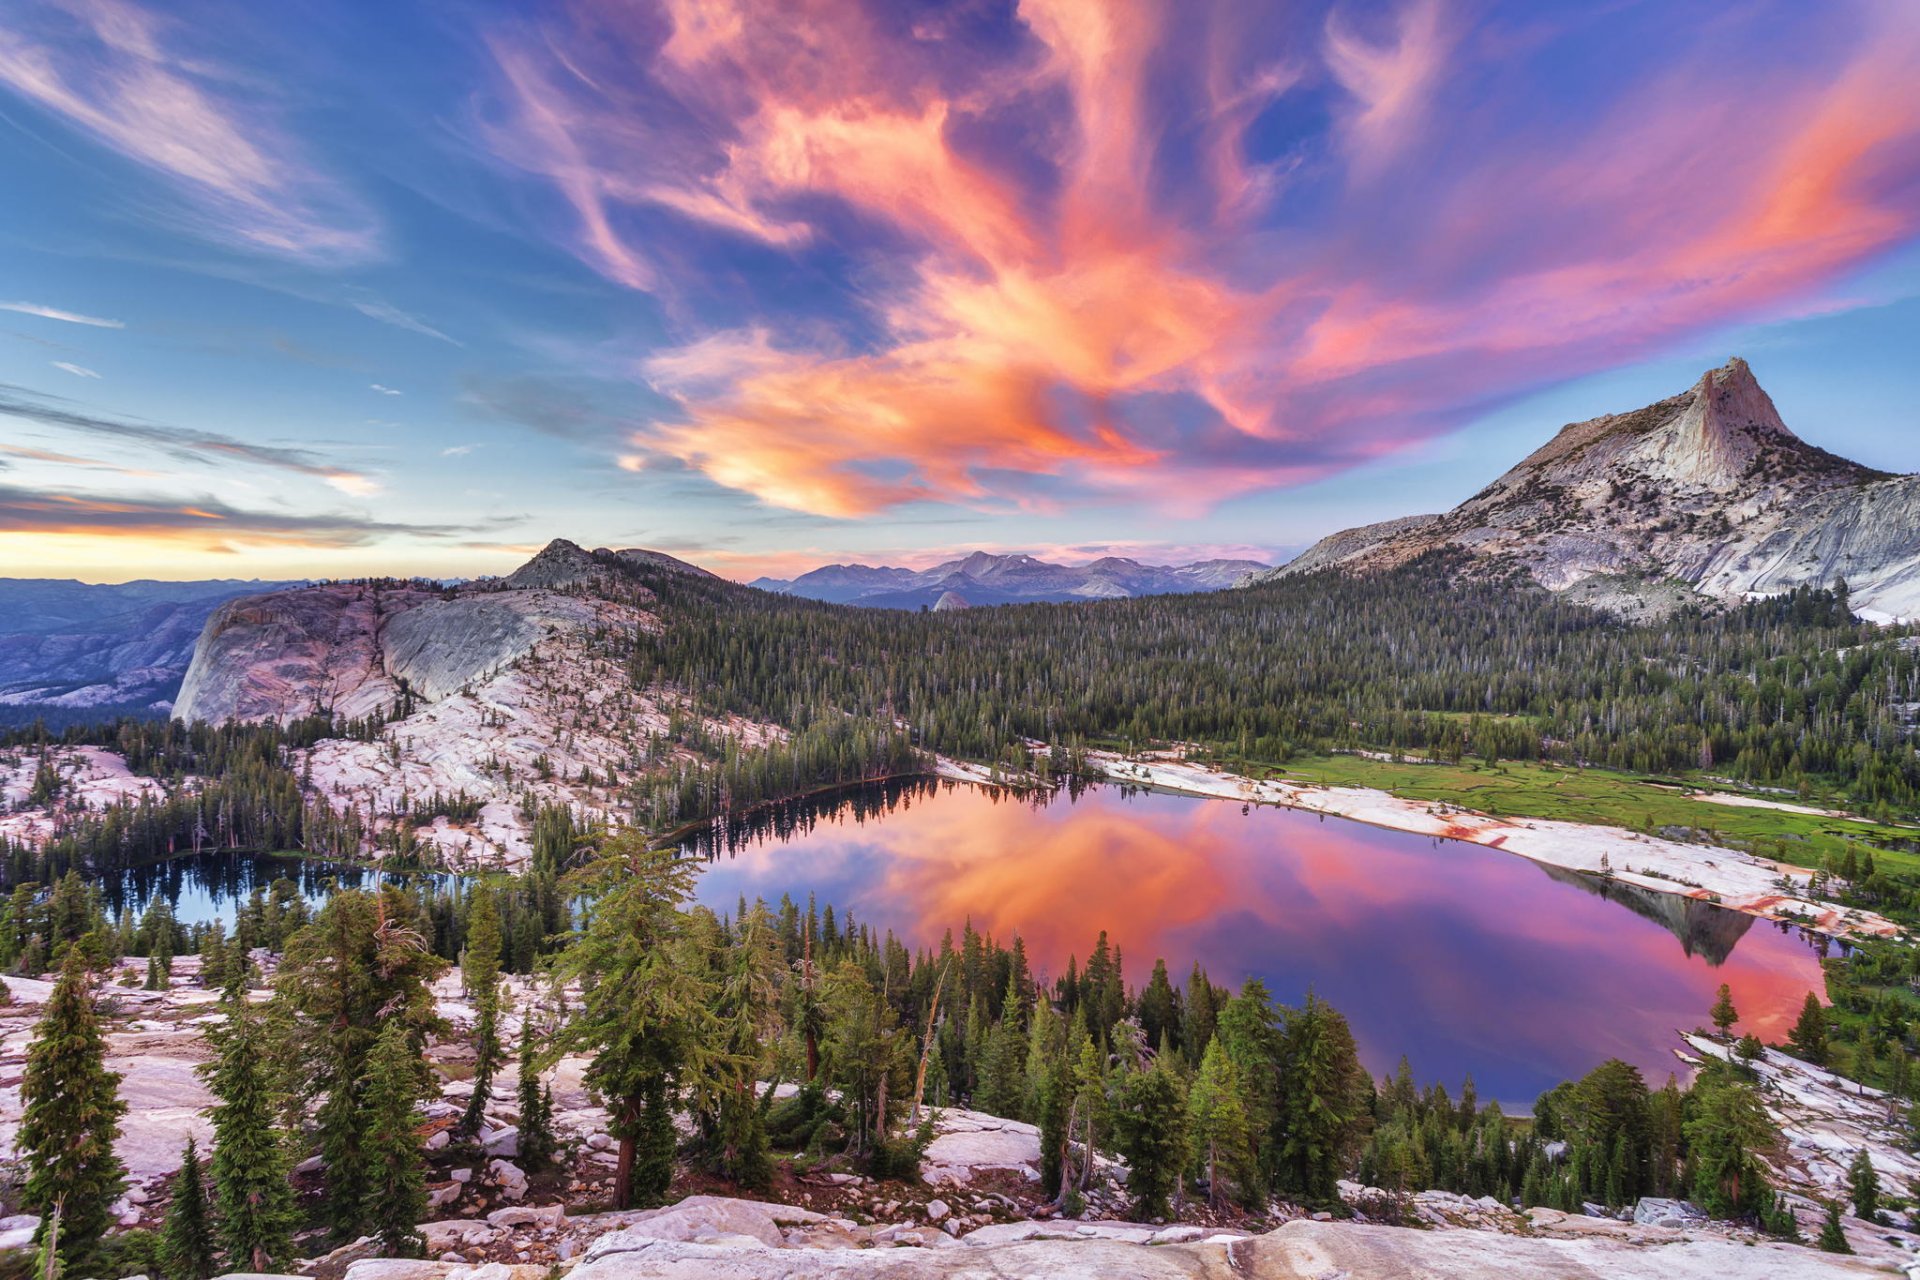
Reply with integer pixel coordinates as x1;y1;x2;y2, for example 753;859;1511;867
613;1134;636;1209
910;961;950;1127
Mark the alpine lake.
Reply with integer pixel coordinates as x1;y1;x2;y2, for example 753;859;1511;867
107;777;1830;1103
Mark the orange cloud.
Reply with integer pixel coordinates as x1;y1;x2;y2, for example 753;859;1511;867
484;0;1920;519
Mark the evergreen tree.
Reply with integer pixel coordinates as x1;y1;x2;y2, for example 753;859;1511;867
1113;1060;1188;1220
1764;1193;1802;1241
1186;1038;1255;1209
1709;983;1738;1038
160;1138;217;1280
1818;1200;1852;1253
1848;1148;1880;1223
278;886;446;1237
1683;1068;1775;1219
459;882;507;1137
1138;959;1179;1056
515;1005;557;1173
553;832;712;1208
19;950;126;1278
361;1020;430;1257
1214;980;1281;1183
691;902;782;1190
1273;994;1370;1204
1036;1053;1074;1200
1787;993;1829;1065
1070;1032;1109;1194
203;995;298;1273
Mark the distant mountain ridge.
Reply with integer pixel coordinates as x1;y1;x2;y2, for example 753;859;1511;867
751;550;1268;609
0;577;302;721
1250;358;1920;620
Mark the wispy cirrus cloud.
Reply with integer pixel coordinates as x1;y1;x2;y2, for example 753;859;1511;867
51;361;100;379
0;444;156;477
0;300;124;328
478;0;1920;518
0;480;494;549
0;0;378;263
0;382;377;495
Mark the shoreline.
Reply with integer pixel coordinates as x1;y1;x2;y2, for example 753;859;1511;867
1079;749;1899;942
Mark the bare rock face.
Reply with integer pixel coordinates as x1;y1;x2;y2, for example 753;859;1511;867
1254;358;1920;619
381;593;601;702
166;542;778;869
174;583;432;724
556;1215;1874;1279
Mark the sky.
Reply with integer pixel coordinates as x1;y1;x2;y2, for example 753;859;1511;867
1;0;1918;584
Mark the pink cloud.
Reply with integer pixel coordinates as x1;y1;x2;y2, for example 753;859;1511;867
481;0;1920;518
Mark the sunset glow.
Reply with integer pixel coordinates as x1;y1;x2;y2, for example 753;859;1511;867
2;0;1918;579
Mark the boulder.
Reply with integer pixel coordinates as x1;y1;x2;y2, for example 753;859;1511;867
584;1197;830;1254
487;1204;566;1229
1631;1197;1704;1229
488;1158;528;1201
344;1263;546;1280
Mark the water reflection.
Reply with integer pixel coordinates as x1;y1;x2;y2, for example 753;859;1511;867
96;850;449;926
686;779;1829;1103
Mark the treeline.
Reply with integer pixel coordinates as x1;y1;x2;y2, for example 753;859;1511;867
606;555;1920;814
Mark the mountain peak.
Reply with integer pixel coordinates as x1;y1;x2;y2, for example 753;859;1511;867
503;538;600;589
1255;357;1919;618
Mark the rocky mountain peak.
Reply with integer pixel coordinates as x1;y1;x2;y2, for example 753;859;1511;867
1255;357;1920;620
1660;355;1797;491
502;538;601;590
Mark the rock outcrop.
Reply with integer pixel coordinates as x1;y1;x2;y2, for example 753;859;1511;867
547;1215;1874;1279
1252;358;1920;620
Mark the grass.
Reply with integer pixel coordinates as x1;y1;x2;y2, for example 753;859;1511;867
1222;752;1920;880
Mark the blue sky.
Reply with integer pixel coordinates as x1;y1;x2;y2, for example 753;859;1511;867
1;0;1917;582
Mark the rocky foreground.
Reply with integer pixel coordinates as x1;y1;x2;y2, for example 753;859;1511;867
1;960;1912;1279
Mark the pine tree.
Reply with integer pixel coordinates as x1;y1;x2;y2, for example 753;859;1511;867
1848;1148;1880;1223
1274;994;1369;1204
1036;1053;1074;1199
1113;1060;1188;1220
1787;993;1829;1065
361;1019;429;1257
1709;983;1738;1038
1683;1069;1775;1219
1186;1038;1255;1209
19;950;126;1278
459;882;506;1139
203;995;299;1273
160;1138;217;1280
1138;959;1179;1056
1764;1193;1802;1241
553;833;712;1208
515;1005;557;1173
461;995;502;1140
279;886;446;1237
1818;1200;1852;1253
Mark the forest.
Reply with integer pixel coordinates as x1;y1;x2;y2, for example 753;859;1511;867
611;555;1920;816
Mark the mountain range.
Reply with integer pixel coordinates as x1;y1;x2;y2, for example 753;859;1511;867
1251;357;1920;621
750;551;1269;609
0;577;300;722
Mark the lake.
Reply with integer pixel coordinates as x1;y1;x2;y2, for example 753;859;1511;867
106;777;1830;1104
685;779;1830;1103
